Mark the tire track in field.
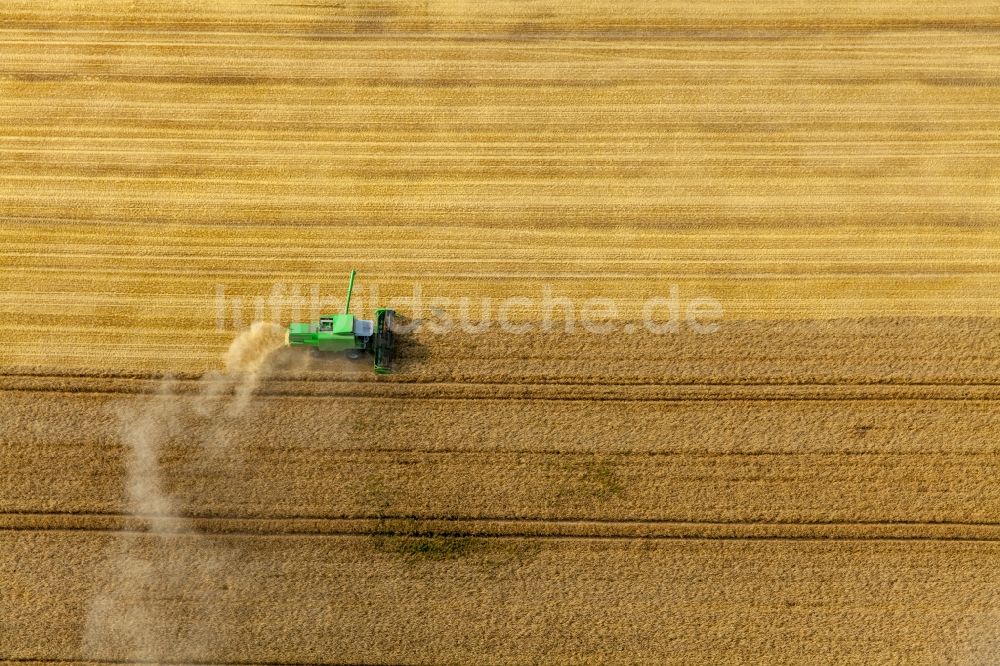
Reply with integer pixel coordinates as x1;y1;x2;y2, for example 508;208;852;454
4;511;1000;542
8;374;1000;401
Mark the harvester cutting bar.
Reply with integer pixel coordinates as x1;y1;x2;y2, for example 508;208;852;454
373;308;395;374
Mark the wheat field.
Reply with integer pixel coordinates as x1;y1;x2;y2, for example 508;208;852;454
2;0;1000;663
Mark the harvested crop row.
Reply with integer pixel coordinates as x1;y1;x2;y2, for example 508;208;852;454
6;317;1000;381
3;0;1000;375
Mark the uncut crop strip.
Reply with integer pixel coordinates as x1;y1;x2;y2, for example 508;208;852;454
3;531;999;663
6;318;1000;382
4;388;1000;526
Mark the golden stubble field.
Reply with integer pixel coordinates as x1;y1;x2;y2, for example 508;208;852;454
2;0;1000;664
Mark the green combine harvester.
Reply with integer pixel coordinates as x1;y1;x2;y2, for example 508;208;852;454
285;270;396;374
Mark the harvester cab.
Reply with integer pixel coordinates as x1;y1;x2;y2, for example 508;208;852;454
285;270;396;374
